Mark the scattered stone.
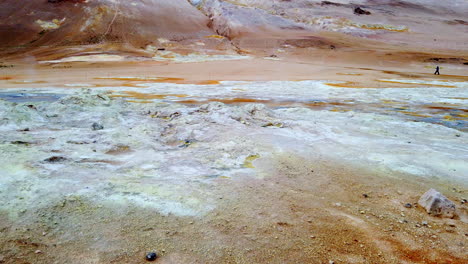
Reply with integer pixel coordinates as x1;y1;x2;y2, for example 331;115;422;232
92;122;104;131
145;252;158;261
354;7;371;15
418;189;457;218
321;1;343;6
446;221;456;227
404;203;412;208
445;228;455;233
329;261;335;264
44;156;67;163
422;221;428;226
362;194;369;198
35;250;42;254
179;140;194;148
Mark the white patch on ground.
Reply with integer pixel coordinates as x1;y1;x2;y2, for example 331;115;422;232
378;79;468;88
64;83;94;87
40;54;126;64
35;18;65;30
263;57;281;61
96;77;171;81
152;51;251;63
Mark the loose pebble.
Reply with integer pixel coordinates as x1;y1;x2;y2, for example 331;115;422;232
92;122;104;131
146;252;157;261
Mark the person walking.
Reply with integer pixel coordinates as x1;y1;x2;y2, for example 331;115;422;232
434;66;440;75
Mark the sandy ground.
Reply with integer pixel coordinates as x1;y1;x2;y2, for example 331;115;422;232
0;49;467;264
1;56;467;88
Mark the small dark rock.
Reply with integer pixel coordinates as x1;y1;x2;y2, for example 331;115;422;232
354;7;371;15
404;203;412;208
169;112;181;119
321;1;342;6
179;140;193;148
146;252;158;261
157;48;166;51
44;156;67;163
330;45;336;50
11;141;29;145
362;194;369;198
92;122;104;131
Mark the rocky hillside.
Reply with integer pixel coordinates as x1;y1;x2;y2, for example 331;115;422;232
197;0;468;50
0;0;212;50
1;0;467;55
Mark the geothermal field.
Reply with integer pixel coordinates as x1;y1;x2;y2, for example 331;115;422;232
0;0;467;263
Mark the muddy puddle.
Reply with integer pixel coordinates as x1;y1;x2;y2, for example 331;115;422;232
0;92;65;103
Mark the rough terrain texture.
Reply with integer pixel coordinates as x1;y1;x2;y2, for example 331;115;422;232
0;1;467;263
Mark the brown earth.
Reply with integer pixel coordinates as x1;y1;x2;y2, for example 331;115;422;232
0;154;466;264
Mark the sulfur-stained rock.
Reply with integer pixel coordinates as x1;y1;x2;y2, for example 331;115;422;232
418;189;456;218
